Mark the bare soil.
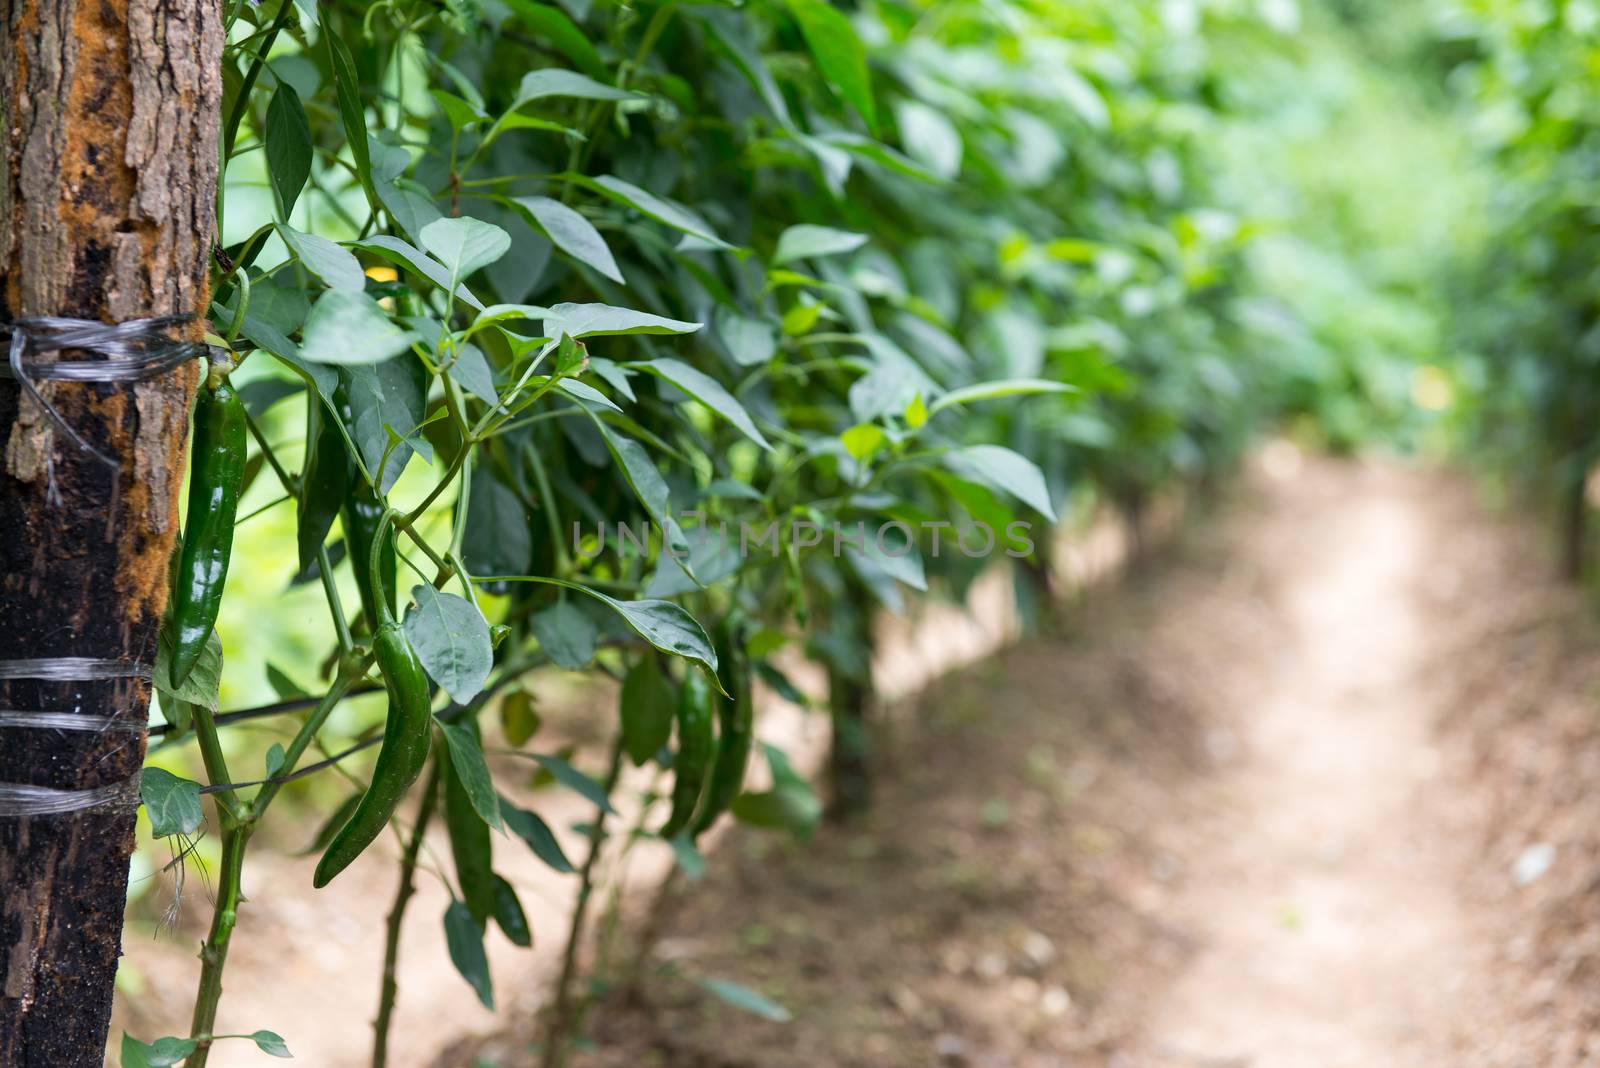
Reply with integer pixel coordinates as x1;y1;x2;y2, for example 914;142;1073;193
449;452;1600;1068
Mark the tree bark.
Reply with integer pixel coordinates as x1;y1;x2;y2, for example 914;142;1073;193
0;2;221;1064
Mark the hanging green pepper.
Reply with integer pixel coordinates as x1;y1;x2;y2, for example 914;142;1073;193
169;367;247;687
659;669;715;840
337;386;396;631
296;394;349;576
314;513;434;888
342;482;395;630
691;624;754;839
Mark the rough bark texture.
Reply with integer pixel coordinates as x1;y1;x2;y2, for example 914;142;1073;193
0;1;221;1064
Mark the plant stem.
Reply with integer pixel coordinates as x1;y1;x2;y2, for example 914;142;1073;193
185;823;253;1067
190;702;241;825
249;662;368;818
243;409;296;493
319;543;356;654
372;758;442;1068
540;736;626;1068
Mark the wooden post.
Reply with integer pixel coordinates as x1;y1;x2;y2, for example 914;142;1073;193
0;1;221;1063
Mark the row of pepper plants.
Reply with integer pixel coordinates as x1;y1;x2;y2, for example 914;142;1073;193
1431;0;1600;578
129;0;1290;1065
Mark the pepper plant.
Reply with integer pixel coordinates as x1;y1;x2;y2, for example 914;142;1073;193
124;0;1304;1064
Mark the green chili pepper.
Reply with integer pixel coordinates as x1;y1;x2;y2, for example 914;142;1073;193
296;394;349;575
659;669;715;840
314;512;434;888
335;385;395;630
169;373;247;688
691;625;754;839
445;718;495;927
342;478;395;630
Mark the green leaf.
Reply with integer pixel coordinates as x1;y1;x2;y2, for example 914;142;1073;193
669;833;707;880
512;69;639;105
849;355;930;423
632;358;771;449
644;523;744;598
928;378;1075;416
300;290;418;365
266;662;309;699
716;310;778;367
943;444;1056;521
278;226;365;292
265;743;287;779
438;718;504;831
581;174;734;250
450;343;499;405
337;358;429;493
326;30;373;203
823;133;944;182
484;111;587;146
503;0;609;78
443;899;496;1009
462;472;533;580
120;1034;198;1068
531;600;598;670
375;181;443;247
250;1031;294;1059
593;594;720;678
471;303;554;331
620;654;675;766
694;977;793;1022
905;393;929;428
442;720;497;931
501;796;576;872
140;768;203;838
237;377;304;419
1056;66;1110;129
840;423;886;461
432;88;486;131
491;874;533;947
543;302;702;339
531;753;616;813
730;744;819;839
470;576;720;679
421;217;512;283
895;99;963;179
785;0;877;129
404;586;493;702
500;688;541;747
577;420;691;561
773;224;868;266
846;537;927;593
265;82;312;219
155;625;222;710
510;196;624;284
352;235;486;311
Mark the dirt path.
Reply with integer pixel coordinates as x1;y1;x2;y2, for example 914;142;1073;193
1134;455;1478;1065
452;452;1588;1068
